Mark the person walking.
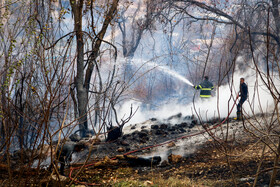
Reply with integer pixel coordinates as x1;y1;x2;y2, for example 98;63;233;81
235;77;248;120
193;76;214;98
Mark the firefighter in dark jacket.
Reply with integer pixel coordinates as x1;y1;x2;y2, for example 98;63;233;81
193;76;214;98
236;77;248;120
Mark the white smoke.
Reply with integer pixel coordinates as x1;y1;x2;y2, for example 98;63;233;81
118;64;279;125
116;56;280;161
187;67;279;121
115;100;146;125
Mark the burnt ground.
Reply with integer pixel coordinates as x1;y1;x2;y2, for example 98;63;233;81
1;114;280;186
1;139;278;186
77;114;222;161
66;138;279;187
65;114;280;186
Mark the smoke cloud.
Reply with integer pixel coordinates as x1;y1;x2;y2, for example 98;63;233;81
115;57;280;162
119;65;280;126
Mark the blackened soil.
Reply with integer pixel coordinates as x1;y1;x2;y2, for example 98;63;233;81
87;119;198;160
69;139;279;187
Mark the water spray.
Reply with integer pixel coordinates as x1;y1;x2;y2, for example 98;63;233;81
122;58;194;87
156;65;194;87
145;62;194;87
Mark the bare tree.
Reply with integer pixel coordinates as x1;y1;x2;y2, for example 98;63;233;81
160;1;280;186
68;0;119;137
116;0;159;80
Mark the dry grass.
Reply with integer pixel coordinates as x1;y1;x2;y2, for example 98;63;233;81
108;175;230;187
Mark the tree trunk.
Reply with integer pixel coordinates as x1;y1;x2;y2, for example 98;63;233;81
269;137;280;187
70;0;88;137
271;0;280;38
0;55;9;147
70;0;119;137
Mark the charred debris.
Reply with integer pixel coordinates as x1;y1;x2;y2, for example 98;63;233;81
5;113;226;169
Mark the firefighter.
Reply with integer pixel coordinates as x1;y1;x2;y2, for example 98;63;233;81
235;77;248;120
193;76;214;98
